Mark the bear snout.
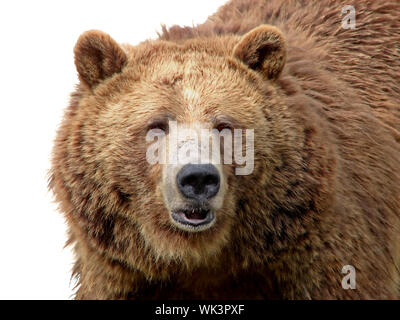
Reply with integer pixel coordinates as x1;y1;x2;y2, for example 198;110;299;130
161;161;226;232
176;163;220;201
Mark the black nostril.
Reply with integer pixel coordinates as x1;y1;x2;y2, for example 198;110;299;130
177;164;220;200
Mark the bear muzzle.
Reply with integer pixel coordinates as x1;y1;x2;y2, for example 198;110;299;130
171;207;216;231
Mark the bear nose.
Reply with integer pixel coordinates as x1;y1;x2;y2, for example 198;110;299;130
176;164;220;201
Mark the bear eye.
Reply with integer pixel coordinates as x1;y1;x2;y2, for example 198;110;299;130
215;122;233;132
147;120;169;133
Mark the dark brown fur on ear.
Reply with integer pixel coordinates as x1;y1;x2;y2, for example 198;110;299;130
74;30;127;88
233;25;286;80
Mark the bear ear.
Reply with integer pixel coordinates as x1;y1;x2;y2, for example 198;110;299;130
74;30;127;88
233;25;287;80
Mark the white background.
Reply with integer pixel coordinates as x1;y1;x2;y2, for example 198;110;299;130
0;0;226;299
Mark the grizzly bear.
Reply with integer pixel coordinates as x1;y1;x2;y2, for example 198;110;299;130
49;0;400;299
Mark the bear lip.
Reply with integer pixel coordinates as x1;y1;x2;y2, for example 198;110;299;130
170;208;215;230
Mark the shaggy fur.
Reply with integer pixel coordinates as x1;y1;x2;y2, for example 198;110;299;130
50;0;400;299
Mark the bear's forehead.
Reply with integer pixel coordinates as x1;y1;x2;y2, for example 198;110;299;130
115;42;263;123
126;40;237;78
151;55;230;82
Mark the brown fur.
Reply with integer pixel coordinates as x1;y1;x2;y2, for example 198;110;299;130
50;0;400;299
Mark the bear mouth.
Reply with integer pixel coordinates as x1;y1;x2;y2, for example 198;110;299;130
170;208;215;231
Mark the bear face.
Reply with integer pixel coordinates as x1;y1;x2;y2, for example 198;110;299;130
52;25;330;273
